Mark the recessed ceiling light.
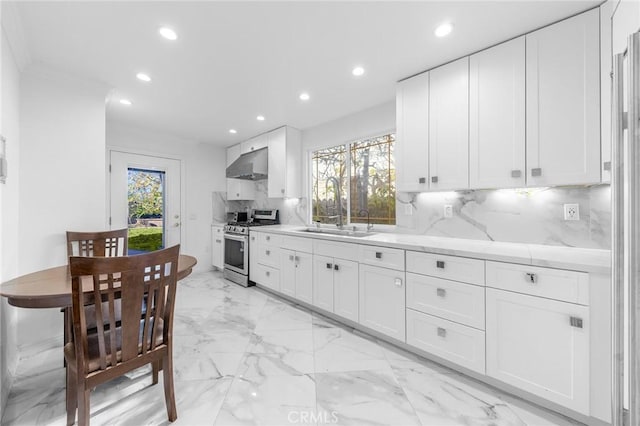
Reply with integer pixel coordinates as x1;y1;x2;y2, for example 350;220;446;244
229;129;237;134
352;66;365;77
435;22;453;38
299;92;310;101
159;27;178;41
256;115;265;121
119;99;132;106
136;73;151;82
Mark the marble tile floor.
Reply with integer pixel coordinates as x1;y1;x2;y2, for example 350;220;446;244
2;271;585;426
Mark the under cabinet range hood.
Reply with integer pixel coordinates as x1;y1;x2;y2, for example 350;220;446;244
226;147;268;180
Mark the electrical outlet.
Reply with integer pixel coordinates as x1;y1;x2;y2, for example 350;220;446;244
444;204;453;218
564;204;580;221
404;203;413;215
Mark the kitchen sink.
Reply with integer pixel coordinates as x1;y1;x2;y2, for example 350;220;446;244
301;227;375;238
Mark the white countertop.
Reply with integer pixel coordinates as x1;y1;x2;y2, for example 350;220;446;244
251;225;611;274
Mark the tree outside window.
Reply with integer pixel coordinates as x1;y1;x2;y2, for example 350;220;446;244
312;133;395;226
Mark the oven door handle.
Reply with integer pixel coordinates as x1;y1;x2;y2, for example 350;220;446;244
224;233;248;243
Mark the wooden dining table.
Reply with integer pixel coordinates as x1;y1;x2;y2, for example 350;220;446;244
0;254;197;309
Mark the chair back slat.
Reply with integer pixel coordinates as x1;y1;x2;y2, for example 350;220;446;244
69;245;180;374
67;229;128;258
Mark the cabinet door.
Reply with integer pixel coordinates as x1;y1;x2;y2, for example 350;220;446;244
280;249;296;297
313;254;335;312
359;265;406;341
469;37;525;189
486;288;589;414
227;178;255;200
267;127;287;198
526;9;600;186
226;144;241;166
211;226;224;269
241;134;268;154
396;72;430;192
295;251;313;304
429;57;469;190
333;259;359;322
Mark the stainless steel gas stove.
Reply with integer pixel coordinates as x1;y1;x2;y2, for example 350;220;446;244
223;209;279;287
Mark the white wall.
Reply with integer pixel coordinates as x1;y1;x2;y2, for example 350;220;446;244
15;66;108;348
0;16;22;414
106;121;226;272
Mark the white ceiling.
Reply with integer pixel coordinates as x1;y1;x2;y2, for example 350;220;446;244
13;1;601;147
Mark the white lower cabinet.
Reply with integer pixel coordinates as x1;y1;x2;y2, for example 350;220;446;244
313;255;359;322
485;288;590;414
359;264;405;341
406;309;485;374
211;225;224;269
281;249;312;304
254;264;280;292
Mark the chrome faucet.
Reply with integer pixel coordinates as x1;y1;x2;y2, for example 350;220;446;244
326;177;343;229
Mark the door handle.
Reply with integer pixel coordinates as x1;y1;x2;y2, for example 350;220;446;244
375;252;382;259
525;272;537;284
326;263;332;269
334;264;339;271
436;288;446;297
437;327;447;338
436;260;445;269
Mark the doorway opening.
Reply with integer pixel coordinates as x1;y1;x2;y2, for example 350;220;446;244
127;167;165;254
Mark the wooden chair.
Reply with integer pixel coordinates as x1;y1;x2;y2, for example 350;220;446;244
64;230;129;347
65;245;180;426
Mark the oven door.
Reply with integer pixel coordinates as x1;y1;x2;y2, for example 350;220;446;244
223;233;248;275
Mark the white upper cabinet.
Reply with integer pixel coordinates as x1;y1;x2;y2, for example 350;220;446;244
469;37;526;189
526;8;601;186
396;72;430;192
240;134;268;154
267;126;302;198
226;144;255;200
429;57;470;190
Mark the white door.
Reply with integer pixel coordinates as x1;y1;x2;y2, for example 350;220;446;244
109;151;182;250
333;259;359;322
486;288;589;414
396;72;430;192
295;251;313;304
313;254;335;312
469;36;526;189
359;264;406;341
280;249;296;297
429;57;470;190
526;8;600;186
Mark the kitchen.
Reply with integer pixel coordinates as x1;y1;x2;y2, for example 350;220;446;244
0;1;637;425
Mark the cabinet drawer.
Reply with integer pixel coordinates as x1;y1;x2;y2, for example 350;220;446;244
486;261;589;305
258;245;281;268
406;251;485;286
359;245;405;271
258;232;282;247
254;264;280;292
313;240;359;262
282;236;313;253
407;273;485;330
407;309;486;374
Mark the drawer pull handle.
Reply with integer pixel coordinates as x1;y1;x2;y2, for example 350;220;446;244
436;260;445;269
525;272;537;284
295;256;300;262
570;317;583;329
511;169;522;178
375;252;383;259
266;236;271;241
251;236;255;241
531;168;542;177
394;278;402;287
289;255;294;261
266;271;270;277
326;263;332;269
334;264;340;271
266;250;271;256
215;239;221;243
431;176;438;183
437;327;447;338
436;288;446;297
418;177;426;184
604;161;611;171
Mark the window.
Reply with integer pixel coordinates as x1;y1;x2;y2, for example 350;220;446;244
312;133;395;225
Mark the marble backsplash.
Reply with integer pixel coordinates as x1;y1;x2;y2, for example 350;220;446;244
396;185;611;250
214;180;611;250
213;180;307;226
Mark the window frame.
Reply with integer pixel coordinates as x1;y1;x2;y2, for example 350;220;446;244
307;130;396;229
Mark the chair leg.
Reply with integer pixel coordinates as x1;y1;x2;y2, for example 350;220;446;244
66;366;77;426
162;354;177;422
76;384;90;426
63;308;71;367
152;360;159;385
